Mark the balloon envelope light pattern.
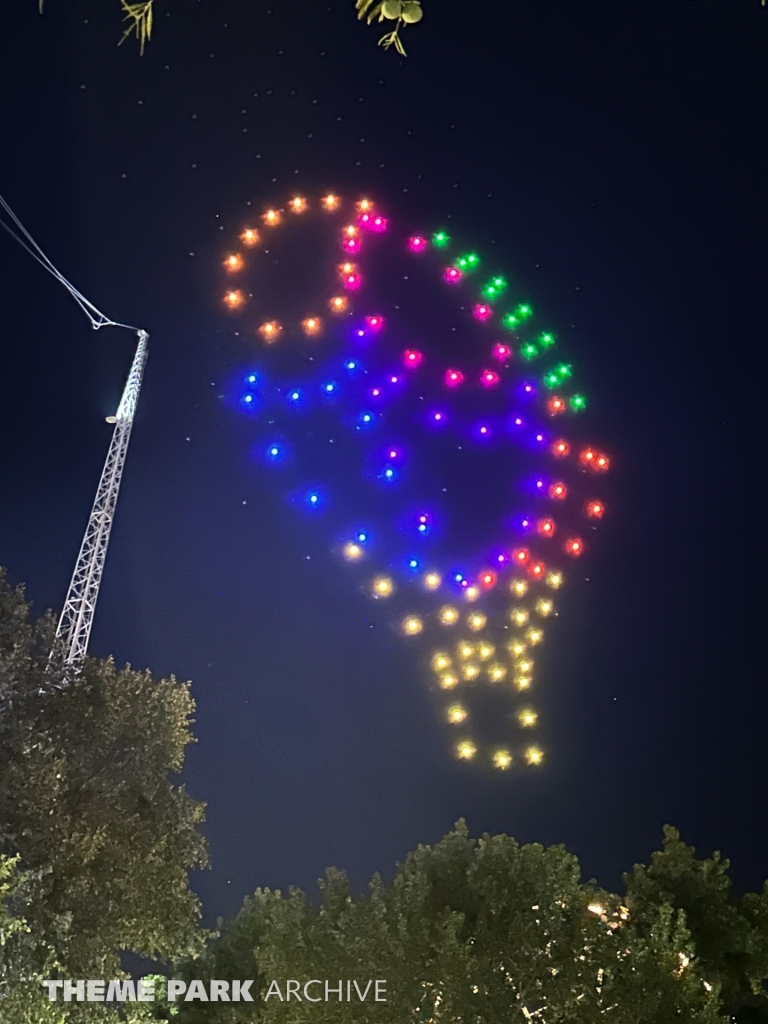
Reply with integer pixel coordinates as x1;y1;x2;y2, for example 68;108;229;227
221;195;613;770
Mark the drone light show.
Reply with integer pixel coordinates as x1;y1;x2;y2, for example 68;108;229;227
222;195;611;770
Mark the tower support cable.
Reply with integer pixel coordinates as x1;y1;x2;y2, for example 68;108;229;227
0;193;148;677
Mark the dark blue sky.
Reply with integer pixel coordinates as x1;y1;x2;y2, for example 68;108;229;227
1;0;766;925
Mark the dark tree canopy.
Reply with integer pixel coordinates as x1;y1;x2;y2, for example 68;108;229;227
0;568;208;1022
169;821;745;1024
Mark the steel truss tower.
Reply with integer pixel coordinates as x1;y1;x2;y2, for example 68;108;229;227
54;330;149;670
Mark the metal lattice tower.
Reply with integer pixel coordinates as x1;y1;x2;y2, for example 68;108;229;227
55;330;149;669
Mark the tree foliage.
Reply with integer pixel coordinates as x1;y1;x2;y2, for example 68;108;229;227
0;568;208;1021
355;0;423;56
173;820;729;1024
625;826;768;1022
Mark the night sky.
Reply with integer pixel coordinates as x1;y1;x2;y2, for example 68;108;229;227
1;0;766;927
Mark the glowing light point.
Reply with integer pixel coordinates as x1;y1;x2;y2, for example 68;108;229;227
526;628;544;646
321;194;340;211
239;228;260;247
546;571;564;590
467;612;487;632
416;512;431;534
512;548;530;566
479;570;497;589
402;615;424;636
223;253;244;273
477;642;494;661
525;747;544;766
493;749;513;770
528;561;546;580
432;652;451;672
408;236;428;253
538;332;556;349
432;231;450;248
329;295;349;314
565;537;584;557
403;349;423;369
342;542;363;562
224;290;244;310
365;315;384;331
342;236;362;254
289;196;308;214
571;394;587;412
439;673;458;690
480;369;500;388
473;303;493;322
356;198;374;213
439;605;459;626
266;443;285;462
445;368;464;387
370;215;388;232
464;585;480;603
549;482;568;500
447;704;467;725
586;500;605;519
424;572;442;591
488;664;507;683
552;440;570;458
305;490;323;509
493;342;512;362
343;272;362;290
454;639;479;665
548;396;567;415
444;267;462;284
462;664;480;681
301;316;322;337
322;381;337;395
456;740;477;761
536;598;554;617
537;518;556;537
510;578;528;598
431;410;446;425
482;276;508;301
458;641;475;660
263;208;281;227
456;252;480;272
518;709;538;729
259;320;283;342
511;609;529;627
371;575;394;599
